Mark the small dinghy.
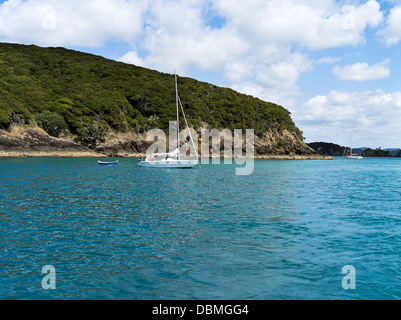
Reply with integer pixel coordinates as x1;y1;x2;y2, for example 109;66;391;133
98;160;118;166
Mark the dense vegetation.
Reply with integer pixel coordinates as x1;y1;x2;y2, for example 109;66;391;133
308;142;401;157
0;42;303;140
307;142;346;156
35;110;68;137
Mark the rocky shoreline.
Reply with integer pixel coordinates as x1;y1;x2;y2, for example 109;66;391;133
254;154;333;160
0;126;333;160
0;150;333;160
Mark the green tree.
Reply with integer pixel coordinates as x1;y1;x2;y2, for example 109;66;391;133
0;107;13;129
35;110;68;137
77;118;108;149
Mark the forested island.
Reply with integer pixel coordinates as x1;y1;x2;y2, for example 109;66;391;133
308;142;401;157
0;42;327;159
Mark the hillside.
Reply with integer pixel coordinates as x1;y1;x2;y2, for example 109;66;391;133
0;42;315;156
362;148;391;157
307;142;345;156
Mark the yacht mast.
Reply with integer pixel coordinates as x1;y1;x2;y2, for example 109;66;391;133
175;72;181;160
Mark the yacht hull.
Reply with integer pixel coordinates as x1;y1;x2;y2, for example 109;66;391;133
138;159;198;168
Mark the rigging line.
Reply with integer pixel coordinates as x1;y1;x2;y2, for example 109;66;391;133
175;72;180;160
178;94;199;160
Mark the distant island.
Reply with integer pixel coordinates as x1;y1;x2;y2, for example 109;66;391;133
308;142;401;157
0;42;330;159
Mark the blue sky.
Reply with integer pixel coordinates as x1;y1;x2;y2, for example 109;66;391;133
1;0;401;148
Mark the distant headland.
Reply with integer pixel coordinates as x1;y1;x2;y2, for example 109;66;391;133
308;142;401;158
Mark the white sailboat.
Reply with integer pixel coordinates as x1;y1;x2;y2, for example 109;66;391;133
138;73;199;169
343;129;363;159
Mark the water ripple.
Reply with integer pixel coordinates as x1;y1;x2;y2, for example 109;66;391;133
1;158;401;299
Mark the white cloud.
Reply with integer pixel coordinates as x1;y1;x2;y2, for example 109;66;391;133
142;25;249;75
296;90;401;147
119;51;145;67
217;44;314;107
332;59;391;81
316;56;342;64
114;0;248;76
0;0;147;47
231;82;299;110
113;0;385;105
378;5;401;47
256;51;313;89
224;60;252;84
212;0;383;50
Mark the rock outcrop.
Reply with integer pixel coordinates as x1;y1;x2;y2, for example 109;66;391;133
0;127;100;157
254;129;315;156
96;127;316;157
0;127;84;151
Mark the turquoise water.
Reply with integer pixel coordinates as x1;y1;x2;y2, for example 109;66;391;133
1;157;401;300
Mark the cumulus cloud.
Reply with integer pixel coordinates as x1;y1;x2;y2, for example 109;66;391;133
295;90;401;147
0;0;146;47
116;0;384;104
193;43;313;108
256;51;313;89
231;82;301;112
119;51;145;68
212;0;383;50
316;56;342;64
142;25;249;75
332;59;391;82
378;5;401;47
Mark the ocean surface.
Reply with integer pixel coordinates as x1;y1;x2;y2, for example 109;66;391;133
1;157;401;300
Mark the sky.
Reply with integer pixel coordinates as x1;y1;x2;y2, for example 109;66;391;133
0;0;401;148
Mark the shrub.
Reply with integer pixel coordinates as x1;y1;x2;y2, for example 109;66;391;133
0;107;13;129
35;110;68;137
76;118;108;149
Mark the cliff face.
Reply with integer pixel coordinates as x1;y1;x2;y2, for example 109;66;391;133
96;127;315;156
0;127;85;151
255;129;315;155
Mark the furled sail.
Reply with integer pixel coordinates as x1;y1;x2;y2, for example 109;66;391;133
152;148;180;158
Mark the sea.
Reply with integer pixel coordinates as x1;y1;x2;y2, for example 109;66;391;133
1;157;401;300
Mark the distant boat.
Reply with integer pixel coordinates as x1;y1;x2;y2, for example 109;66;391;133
138;73;199;169
98;160;118;166
343;129;363;159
